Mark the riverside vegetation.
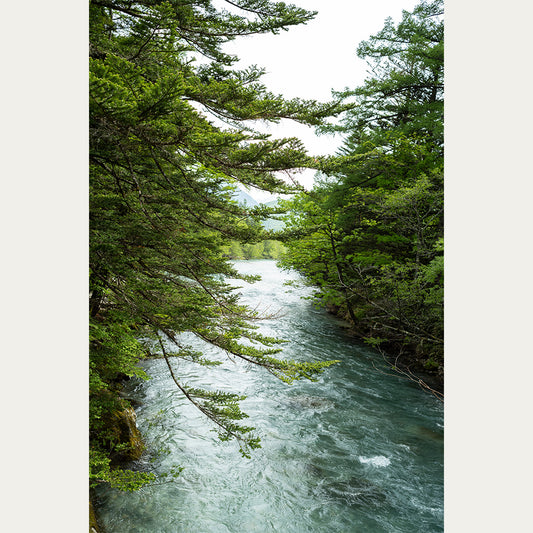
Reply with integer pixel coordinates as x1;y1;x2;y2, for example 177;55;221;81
89;0;443;497
279;0;444;391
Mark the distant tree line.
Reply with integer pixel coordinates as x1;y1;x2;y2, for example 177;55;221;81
222;239;286;260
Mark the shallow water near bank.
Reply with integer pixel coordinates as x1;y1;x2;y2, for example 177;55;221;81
94;260;443;532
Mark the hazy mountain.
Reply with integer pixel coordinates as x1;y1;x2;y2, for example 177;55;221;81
233;187;285;232
232;188;258;207
261;198;285;232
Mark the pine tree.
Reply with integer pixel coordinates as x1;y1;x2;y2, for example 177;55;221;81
280;0;444;392
89;0;343;490
327;0;444;159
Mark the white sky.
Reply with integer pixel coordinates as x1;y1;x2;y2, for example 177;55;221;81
218;0;420;199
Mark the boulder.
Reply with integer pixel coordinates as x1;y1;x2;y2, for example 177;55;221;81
110;404;144;462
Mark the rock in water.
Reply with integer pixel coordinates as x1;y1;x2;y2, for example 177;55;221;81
110;403;144;462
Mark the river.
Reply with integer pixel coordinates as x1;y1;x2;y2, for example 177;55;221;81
93;260;444;532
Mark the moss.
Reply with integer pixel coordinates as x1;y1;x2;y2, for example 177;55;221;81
109;403;144;462
89;499;102;533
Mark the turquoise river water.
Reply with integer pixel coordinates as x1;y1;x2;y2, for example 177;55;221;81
93;260;443;532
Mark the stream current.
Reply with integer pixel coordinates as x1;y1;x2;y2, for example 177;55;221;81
94;260;444;532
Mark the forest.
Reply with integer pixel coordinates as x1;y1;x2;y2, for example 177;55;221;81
89;0;443;496
279;0;443;385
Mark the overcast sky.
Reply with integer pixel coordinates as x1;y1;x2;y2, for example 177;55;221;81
219;0;420;198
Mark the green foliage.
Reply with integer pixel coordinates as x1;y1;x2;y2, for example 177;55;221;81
90;448;157;492
280;0;443;379
221;239;286;259
322;0;443;155
90;0;343;491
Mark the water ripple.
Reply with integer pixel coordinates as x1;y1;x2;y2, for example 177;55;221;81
95;260;443;533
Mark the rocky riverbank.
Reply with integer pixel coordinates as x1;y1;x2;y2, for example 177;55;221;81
326;303;444;396
90;399;145;532
90;498;102;532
